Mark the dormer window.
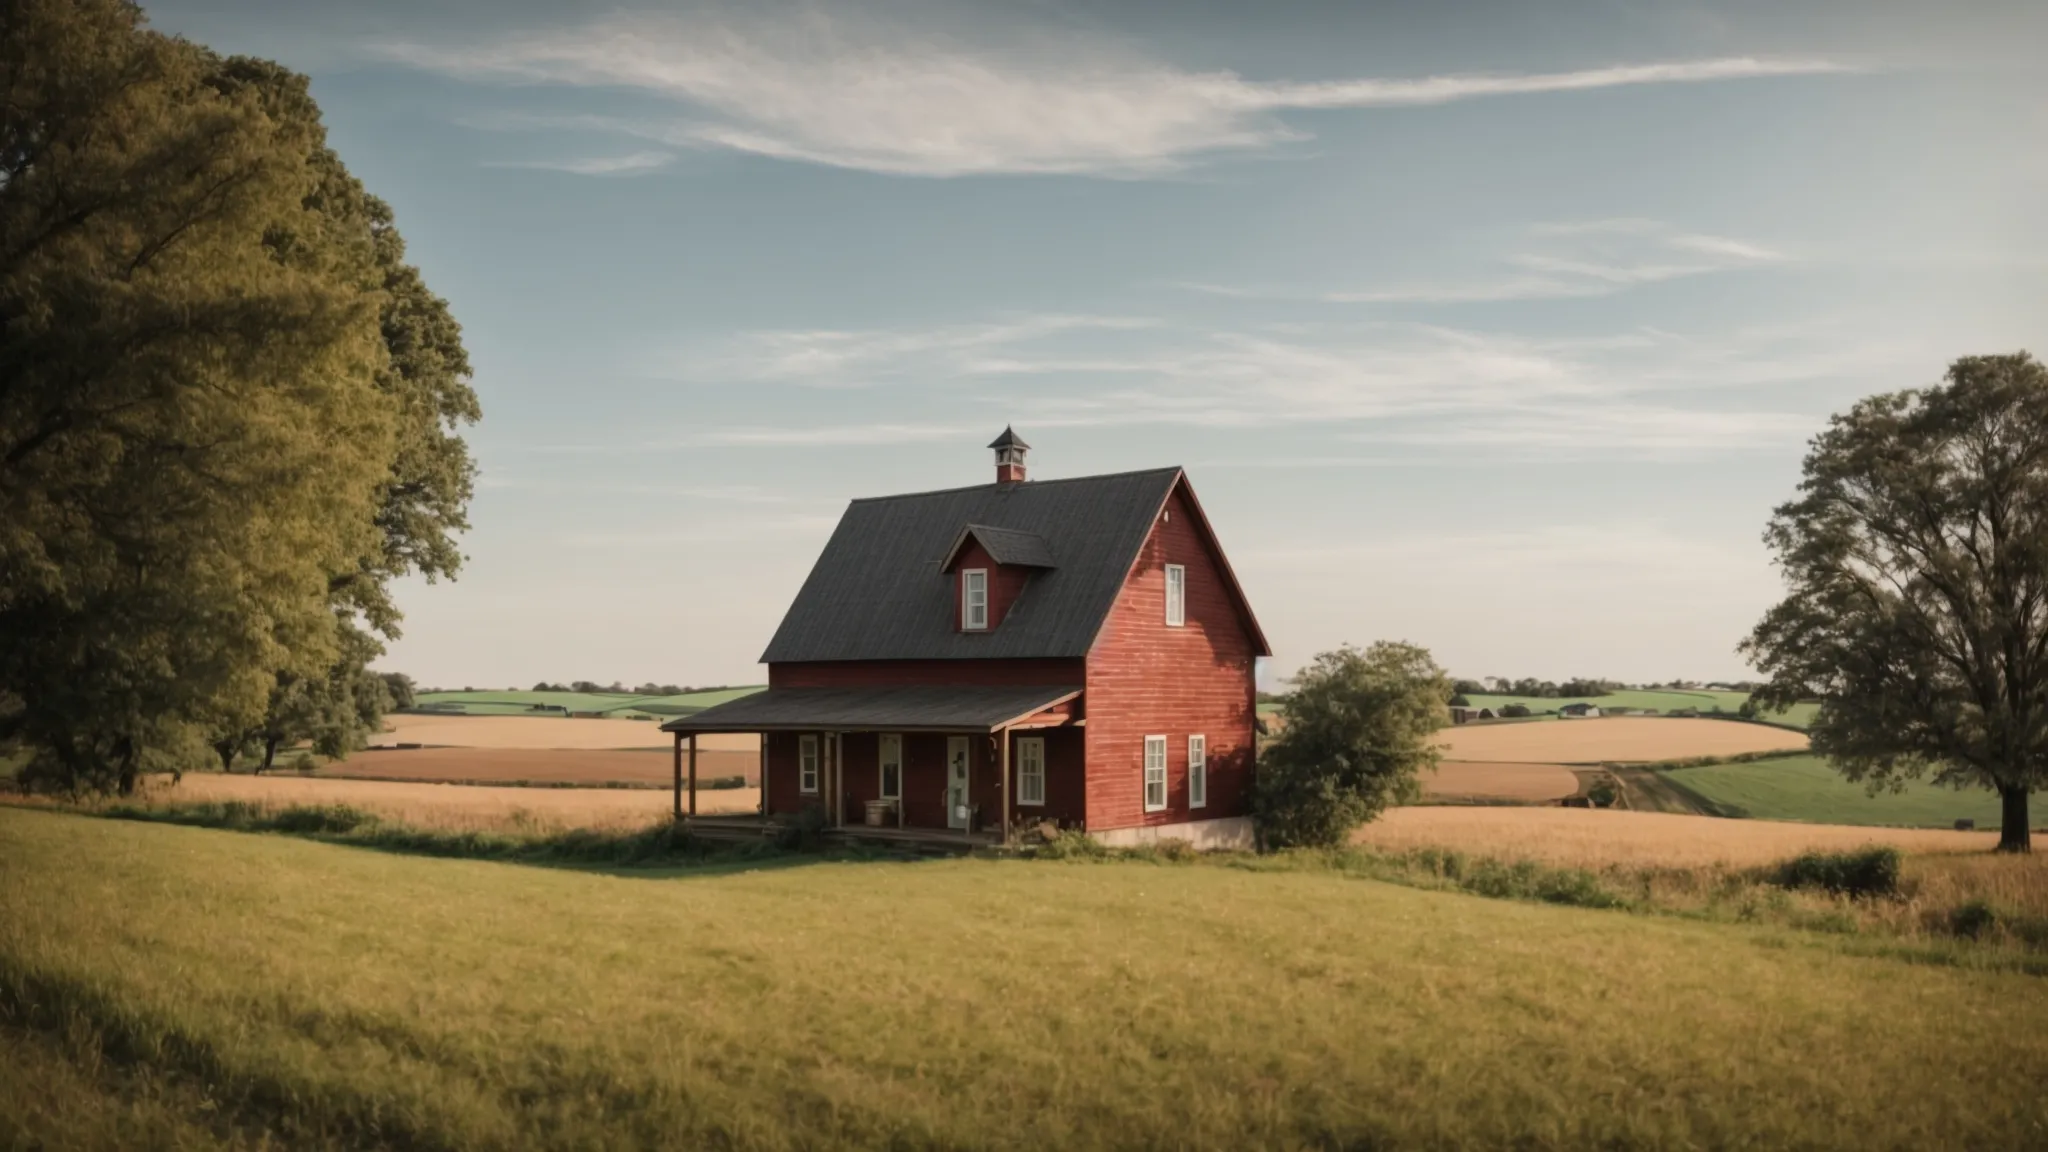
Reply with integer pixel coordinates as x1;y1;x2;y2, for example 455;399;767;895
1165;563;1186;627
962;569;989;630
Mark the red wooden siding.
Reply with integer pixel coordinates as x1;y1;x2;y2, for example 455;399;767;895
947;539;1035;633
1082;482;1258;831
769;658;1084;689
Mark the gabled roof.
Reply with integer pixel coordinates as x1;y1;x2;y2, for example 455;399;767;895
940;524;1057;572
661;684;1079;734
761;467;1183;662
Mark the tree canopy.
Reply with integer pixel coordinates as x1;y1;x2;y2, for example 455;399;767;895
1253;642;1449;850
0;0;476;792
1743;353;2048;852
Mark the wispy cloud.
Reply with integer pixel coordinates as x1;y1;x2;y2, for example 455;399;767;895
1189;219;1794;305
619;310;1872;458
482;150;676;176
372;10;1857;177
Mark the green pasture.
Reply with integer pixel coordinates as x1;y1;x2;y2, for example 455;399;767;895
411;686;764;717
1663;755;2009;828
3;808;2046;1150
1460;690;1816;729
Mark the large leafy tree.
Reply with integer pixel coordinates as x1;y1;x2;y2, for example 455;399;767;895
1743;353;2048;852
1253;642;1450;850
0;0;475;792
205;59;477;765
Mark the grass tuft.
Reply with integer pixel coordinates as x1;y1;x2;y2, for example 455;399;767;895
1769;846;1903;898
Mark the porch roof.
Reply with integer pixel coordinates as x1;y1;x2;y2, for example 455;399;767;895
659;684;1080;735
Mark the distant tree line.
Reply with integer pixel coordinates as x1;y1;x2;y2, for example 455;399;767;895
0;1;479;792
515;682;746;697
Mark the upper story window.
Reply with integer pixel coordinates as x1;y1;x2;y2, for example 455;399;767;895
1164;563;1186;627
962;569;989;630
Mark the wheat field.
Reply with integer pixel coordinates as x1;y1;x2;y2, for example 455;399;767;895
376;713;760;752
1437;717;1807;763
1356;805;2002;867
132;773;760;830
1421;760;1579;802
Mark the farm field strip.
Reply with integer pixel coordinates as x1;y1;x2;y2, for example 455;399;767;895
375;714;760;752
115;773;760;830
320;746;760;786
411;687;764;716
1437;716;1807;763
4;807;2045;1150
1422;761;1578;802
1356;805;2009;867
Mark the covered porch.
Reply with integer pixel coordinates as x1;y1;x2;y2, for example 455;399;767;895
660;683;1084;844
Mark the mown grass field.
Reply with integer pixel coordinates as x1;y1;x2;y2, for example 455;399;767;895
1665;755;2012;828
411;687;763;718
5;808;2048;1150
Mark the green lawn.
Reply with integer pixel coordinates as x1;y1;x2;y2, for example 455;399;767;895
4;808;2046;1149
413;686;764;716
1664;755;2007;828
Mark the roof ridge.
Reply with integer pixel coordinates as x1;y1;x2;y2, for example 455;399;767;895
847;465;1182;505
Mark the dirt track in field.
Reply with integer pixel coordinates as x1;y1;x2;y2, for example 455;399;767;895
1436;717;1806;764
320;747;759;786
142;773;760;830
1422;761;1578;802
375;714;760;752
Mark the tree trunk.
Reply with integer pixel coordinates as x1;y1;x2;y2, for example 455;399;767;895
1997;785;2031;853
215;742;237;774
260;736;279;774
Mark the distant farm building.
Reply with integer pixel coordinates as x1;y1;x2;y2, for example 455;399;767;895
663;428;1269;850
1448;704;1498;724
1559;703;1602;718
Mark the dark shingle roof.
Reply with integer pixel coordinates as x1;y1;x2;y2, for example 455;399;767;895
942;524;1057;570
661;684;1079;733
987;425;1030;450
760;467;1182;663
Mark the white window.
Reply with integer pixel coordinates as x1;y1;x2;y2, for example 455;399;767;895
1164;564;1185;627
1188;734;1206;809
879;734;902;800
962;569;989;630
1142;735;1167;812
1017;737;1045;806
799;734;820;794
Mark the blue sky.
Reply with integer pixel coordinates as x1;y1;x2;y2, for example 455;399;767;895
144;0;2047;689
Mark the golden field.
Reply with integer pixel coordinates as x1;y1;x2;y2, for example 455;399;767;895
1354;805;2002;868
1437;716;1807;763
1420;760;1578;802
376;713;760;752
321;746;758;786
131;772;760;830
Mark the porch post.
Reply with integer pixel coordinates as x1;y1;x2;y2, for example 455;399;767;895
671;731;682;821
687;735;698;817
758;731;768;815
998;727;1011;844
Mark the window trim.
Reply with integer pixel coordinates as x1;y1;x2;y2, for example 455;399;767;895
962;568;989;631
1187;734;1207;809
878;733;902;801
1016;736;1046;807
1142;735;1167;813
798;734;820;794
1164;563;1186;627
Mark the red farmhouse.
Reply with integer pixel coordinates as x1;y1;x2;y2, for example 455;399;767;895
664;429;1269;849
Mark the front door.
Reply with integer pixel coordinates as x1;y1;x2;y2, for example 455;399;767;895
946;736;971;830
